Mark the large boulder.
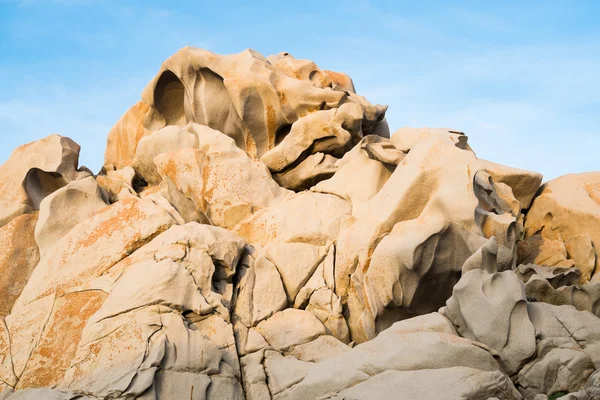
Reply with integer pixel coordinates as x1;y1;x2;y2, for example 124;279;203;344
104;47;387;170
233;191;352;247
0;135;84;228
479;159;543;211
313;135;403;204
9;222;247;399
441;253;536;375
131;123;199;185
520;173;600;283
154;123;292;229
34;176;108;257
336;130;521;342
54;223;246;399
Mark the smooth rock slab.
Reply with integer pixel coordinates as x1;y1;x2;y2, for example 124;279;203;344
328;367;522;400
288;314;511;400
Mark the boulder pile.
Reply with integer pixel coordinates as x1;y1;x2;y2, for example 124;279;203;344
0;47;599;400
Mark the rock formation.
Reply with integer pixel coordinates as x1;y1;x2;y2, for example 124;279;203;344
0;47;598;399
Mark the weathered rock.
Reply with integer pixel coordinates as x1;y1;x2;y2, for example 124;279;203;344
305;288;350;344
235;307;345;399
327;368;521;400
441;261;536;375
6;197;177;380
480;159;543;210
520;173;600;282
104;101;154;171
263;350;312;398
516;302;600;399
0;214;39;317
527;302;600;368
564;370;600;400
3;46;599;399
263;242;329;302
518;346;594;400
12;222;245;398
0;387;95;399
34;176;108;257
95;166;137;203
104;47;386;169
313;135;400;204
260;102;362;182
336;133;520;342
516;264;600;316
234;191;352;246
0;318;17;389
255;309;327;352
249;252;288;325
132;123;199;185
267;51;355;92
239;349;270;400
289;313;520;400
15;290;108;390
154;124;291;229
287;335;349;363
0;135;82;228
516;264;581;288
272;152;338;191
390;126;471;152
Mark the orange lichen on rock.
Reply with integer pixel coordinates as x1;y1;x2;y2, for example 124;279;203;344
2;47;600;400
323;70;356;93
16;290;107;389
104;101;156;170
0;213;40;316
13;197;176;309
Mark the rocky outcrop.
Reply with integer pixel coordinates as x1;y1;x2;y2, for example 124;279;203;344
153;123;292;229
519;302;600;399
1;47;599;399
441;241;536;376
0;135;87;228
519;173;600;283
104;48;387;171
515;264;600;316
34;177;109;257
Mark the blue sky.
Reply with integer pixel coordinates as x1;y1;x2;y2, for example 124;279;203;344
1;1;598;180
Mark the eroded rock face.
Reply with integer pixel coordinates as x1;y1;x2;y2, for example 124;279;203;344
34;176;109;257
515;264;600;316
104;47;387;172
519;173;600;283
441;242;536;376
0;135;86;228
153;123;292;229
1;47;599;399
0;214;39;317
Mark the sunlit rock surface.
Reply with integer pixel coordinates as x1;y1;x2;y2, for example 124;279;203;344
0;47;598;400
